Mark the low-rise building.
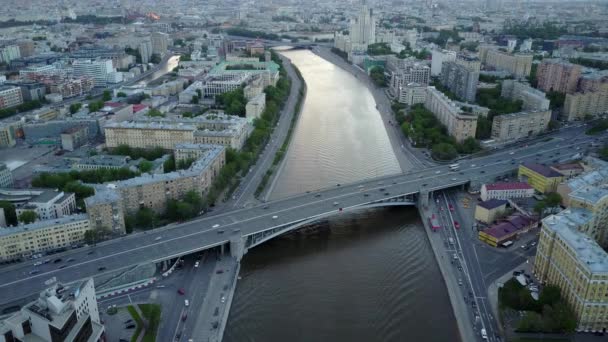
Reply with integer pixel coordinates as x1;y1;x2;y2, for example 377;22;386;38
474;199;508;224
480;182;535;201
424;87;478;142
0;278;104;342
490;110;552;143
0;214;90;260
550;163;585;180
0;163;13;188
0;188;77;222
519;163;565;193
478;215;535;247
104;121;196;150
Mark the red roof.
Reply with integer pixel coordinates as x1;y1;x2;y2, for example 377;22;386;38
483;215;534;239
132;104;148;113
484;182;533;191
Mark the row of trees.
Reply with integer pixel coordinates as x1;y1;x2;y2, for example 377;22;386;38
499;278;576;333
367;43;393;56
216;87;247;116
31;174;94;208
33;168;140;186
110;145;166;161
125;190;204;231
586;119;608;135
502;22;568;40
399;105;481;160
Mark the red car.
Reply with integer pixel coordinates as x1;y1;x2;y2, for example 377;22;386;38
177;288;185;295
454;221;460;229
449;204;454;212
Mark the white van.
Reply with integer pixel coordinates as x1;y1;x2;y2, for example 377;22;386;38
481;328;488;340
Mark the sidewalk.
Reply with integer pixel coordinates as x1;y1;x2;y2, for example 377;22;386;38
419;206;477;342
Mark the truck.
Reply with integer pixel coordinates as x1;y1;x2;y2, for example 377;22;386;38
448;237;454;245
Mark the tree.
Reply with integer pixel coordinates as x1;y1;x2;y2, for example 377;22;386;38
599;144;608;161
369;66;387;87
18;210;38;224
139;160;153;173
69;103;82;114
147;108;164;117
102;90;112;101
117;92;127;98
135;207;157;229
548;120;560;130
88;100;104;112
83;230;99;245
432;143;458;160
0;201;17;226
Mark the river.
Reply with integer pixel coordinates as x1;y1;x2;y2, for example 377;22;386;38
224;50;458;342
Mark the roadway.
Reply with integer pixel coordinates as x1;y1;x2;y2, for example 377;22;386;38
0;127;604;305
231;54;303;209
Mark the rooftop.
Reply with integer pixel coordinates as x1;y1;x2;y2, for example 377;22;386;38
104;121;196;131
0;188;68;204
544;208;608;273
521;163;563;178
551;163;584;172
209;60;280;76
482;215;534;240
569;184;608;206
484;182;533;191
477;199;508;210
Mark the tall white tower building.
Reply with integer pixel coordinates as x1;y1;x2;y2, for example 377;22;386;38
349;1;376;47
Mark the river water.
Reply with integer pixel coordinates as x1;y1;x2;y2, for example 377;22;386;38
224;50;458;342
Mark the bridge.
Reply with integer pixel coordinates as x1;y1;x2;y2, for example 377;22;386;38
0;126;598;305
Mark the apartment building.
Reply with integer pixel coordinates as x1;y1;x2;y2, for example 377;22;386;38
534;177;608;332
431;49;457;76
479;46;533;77
0;163;13;188
440;61;479;103
0;45;20;63
104;121;196;150
0;85;24;109
518;163;565;193
557;163;608;206
563;85;608;121
0;121;21;147
501;80;550;111
85;145;225;218
85;189;125;234
397;83;427;106
424;87;478;142
0;188;77;222
536;59;581;94
490;110;552;142
389;63;430;97
245;93;266;123
48;78;94;99
0;278;104;342
0;214;91;260
480;182;535;201
72;59;115;88
151;32;169;55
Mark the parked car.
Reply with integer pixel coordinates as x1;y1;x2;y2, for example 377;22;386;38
178;288;185;295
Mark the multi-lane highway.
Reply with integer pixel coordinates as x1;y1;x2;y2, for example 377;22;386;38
0;127;603;305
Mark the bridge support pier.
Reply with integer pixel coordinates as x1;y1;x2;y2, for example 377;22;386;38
230;236;247;262
418;189;430;208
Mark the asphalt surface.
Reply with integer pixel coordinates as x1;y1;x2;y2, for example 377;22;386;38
0;126;603;305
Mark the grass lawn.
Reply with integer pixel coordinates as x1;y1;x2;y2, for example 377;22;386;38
138;304;161;342
127;305;143;342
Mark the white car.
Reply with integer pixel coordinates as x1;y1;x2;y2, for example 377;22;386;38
509;151;515;155
184;299;189;307
154;236;162;241
212;224;220;228
272;215;278;219
435;171;441;174
194;261;199;268
220;296;226;303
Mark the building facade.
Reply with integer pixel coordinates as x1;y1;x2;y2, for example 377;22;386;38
563;86;608;121
104;121;196;150
501;80;551;111
431;49;457;76
536;59;581;94
0;86;24;109
491;110;552;142
389;63;430;97
440;61;479;103
424;87;478;142
479;46;533;77
518;163;565;193
397;83;427;106
72;59;114;88
0;163;13;188
0;214;91;260
480;182;535;201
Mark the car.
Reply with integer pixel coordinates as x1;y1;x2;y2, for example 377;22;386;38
194;261;200;268
363;193;369;197
125;324;136;329
217;230;224;234
29;270;40;275
176;331;182;339
184;299;189;307
220;296;226;303
454;221;460;229
155;236;162;241
97;267;106;271
509;151;515;155
216;269;224;274
435;171;441;174
480;170;485;173
53;258;62;263
272;215;278;219
178;288;185;295
87;251;94;255
314;194;321;198
520;244;527;250
58;265;66;269
458;279;463;286
212;224;220;228
384;192;390;196
422;183;428;187
182;313;188;321
530;241;537;247
451;178;457;181
67;258;75;262
33;261;43;266
379;188;385;191
448;204;454;212
333;202;339;206
263;206;269;209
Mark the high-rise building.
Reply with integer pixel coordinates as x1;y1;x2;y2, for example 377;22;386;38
479;46;533;78
431;49;457;76
424;87;478;142
563;84;608;121
0;85;24;109
519;39;533;52
490;110;552;142
0;278;105;342
151;32;169;56
139;39;153;64
72;59;115;87
536;59;581;94
0;163;13;188
501;80;551;111
389;63;430;97
0;45;21;63
349;1;375;47
440;61;479;103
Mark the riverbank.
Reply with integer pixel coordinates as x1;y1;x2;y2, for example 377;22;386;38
419;205;477;342
311;46;431;171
